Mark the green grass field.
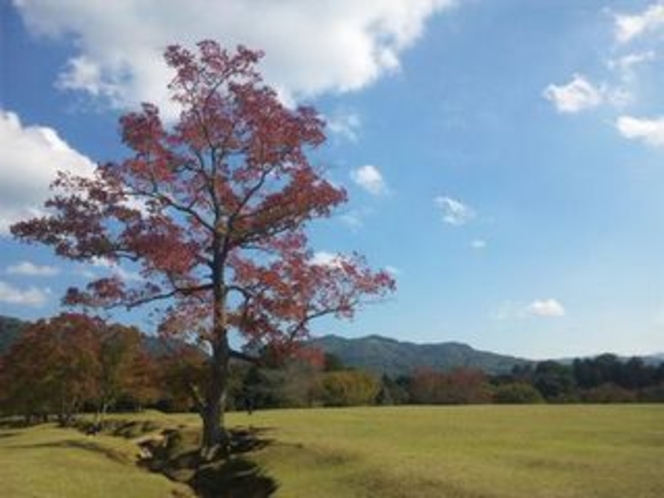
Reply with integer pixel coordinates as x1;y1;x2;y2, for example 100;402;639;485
1;405;662;497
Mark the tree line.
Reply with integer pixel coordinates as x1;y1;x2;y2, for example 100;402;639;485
225;352;664;408
2;312;662;426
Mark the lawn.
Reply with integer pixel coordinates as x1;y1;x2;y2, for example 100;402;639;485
1;405;662;497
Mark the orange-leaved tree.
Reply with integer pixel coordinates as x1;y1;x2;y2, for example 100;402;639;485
11;40;395;459
0;313;101;426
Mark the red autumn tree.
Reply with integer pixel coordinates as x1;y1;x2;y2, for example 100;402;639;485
95;322;153;420
0;313;101;425
11;40;395;458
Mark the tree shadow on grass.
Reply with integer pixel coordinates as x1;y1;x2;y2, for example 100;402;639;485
140;426;278;498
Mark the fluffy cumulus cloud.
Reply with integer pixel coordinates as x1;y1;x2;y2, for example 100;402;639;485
543;74;603;114
0;110;96;234
434;196;475;226
350;165;388;195
527;299;566;318
614;2;664;44
616;115;664;147
0;281;51;306
6;261;59;277
14;0;455;112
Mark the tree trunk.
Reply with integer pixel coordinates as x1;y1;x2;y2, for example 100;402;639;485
199;332;231;460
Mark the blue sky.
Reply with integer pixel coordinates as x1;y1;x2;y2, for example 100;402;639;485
2;0;664;359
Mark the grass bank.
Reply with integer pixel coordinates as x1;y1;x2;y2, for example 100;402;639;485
0;421;193;497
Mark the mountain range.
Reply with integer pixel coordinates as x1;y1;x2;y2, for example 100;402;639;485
1;315;662;377
310;334;531;376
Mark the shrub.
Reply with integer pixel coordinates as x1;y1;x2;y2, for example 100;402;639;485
493;382;544;404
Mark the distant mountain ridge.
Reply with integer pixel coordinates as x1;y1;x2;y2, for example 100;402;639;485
2;315;662;375
310;334;531;376
311;334;664;376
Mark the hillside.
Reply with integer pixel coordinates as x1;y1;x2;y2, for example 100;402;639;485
311;334;531;376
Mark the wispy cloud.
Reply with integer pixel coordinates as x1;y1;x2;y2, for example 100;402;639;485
338;211;364;231
434;196;475;226
6;261;59;277
607;50;656;82
326;109;361;142
385;265;402;276
351;165;389;196
616;115;664;147
470;239;487;250
0;281;51;306
89;257;143;282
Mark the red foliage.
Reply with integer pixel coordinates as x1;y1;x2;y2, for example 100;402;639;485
0;313;102;424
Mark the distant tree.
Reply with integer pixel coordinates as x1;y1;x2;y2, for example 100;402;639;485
581;383;636;403
620;357;654;389
533;361;576;402
11;41;394;459
316;371;380;407
572;358;602;389
95;323;146;420
493;382;543;404
155;344;209;413
409;368;491;405
0;313;101;425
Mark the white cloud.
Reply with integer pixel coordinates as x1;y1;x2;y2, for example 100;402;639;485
0;281;51;306
615;3;664;44
434;196;475;226
311;251;347;268
616;115;664;147
470;239;487;250
0;110;96;234
543;74;603;114
351;165;388;195
493;298;566;320
326;110;362;142
15;0;455;112
527;299;566;318
6;261;59;277
89;257;142;282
